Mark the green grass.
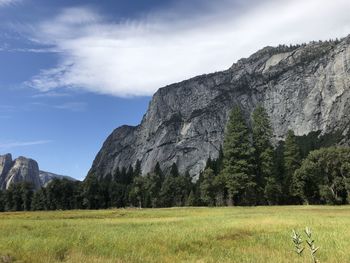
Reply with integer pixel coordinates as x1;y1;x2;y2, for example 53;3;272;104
0;206;350;263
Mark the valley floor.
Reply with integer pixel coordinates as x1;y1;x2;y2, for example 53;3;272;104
0;206;349;263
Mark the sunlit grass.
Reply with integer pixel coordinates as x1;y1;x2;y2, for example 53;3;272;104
0;206;350;262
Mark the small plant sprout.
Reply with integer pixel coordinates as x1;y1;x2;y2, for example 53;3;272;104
292;229;304;256
305;227;319;263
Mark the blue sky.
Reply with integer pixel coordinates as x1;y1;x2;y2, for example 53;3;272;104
1;0;350;180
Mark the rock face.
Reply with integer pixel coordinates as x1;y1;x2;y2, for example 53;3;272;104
0;155;41;190
0;154;13;189
39;171;76;187
89;36;350;179
0;154;75;190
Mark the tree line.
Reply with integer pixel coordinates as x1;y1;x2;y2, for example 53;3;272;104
199;106;350;206
1;105;350;212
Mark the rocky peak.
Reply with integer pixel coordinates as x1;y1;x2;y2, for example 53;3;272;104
4;156;41;190
0;154;75;190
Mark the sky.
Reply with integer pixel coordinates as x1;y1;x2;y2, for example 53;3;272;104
1;0;350;180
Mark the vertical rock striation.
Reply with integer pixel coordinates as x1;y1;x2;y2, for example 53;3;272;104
90;36;350;179
0;154;75;190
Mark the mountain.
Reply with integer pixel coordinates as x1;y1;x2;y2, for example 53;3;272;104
89;36;350;179
39;171;77;187
0;154;75;190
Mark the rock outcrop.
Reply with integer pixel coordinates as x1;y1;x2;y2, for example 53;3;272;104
0;155;41;190
0;154;13;189
0;154;75;190
89;36;350;179
39;171;76;187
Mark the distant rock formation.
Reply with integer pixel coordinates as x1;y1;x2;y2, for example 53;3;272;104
0;153;75;190
39;171;76;187
89;36;350;179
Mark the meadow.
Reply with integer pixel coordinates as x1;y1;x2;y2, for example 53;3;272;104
0;206;349;263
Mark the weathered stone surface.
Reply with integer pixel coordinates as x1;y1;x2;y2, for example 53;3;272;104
0;153;13;189
0;154;76;190
39;171;77;187
89;36;350;179
4;156;41;190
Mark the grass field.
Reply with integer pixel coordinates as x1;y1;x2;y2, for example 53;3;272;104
0;206;350;263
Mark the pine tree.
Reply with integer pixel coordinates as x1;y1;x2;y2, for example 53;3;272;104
159;175;176;207
283;130;302;202
129;176;144;208
185;190;196;206
145;163;164;207
31;188;47;211
142;173;158;207
159;163;180;207
170;163;179;177
128;160;145;208
46;179;63;210
154;162;164;182
134;160;142;178
219;106;257;206
199;167;216;206
213;173;226;206
0;190;4;212
20;182;34;211
82;173;101;209
264;177;282;205
4;185;14;211
252;105;281;205
99;175;112;209
109;182;126;208
6;184;23;211
174;171;193;206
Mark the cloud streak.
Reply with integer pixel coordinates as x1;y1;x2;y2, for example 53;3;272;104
0;140;52;150
0;0;20;7
25;0;350;97
30;101;87;112
53;102;87;112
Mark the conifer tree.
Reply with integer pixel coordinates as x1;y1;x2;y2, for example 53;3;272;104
252;105;281;204
200;167;216;206
134;160;142;178
6;184;23;211
20;182;34;211
142;172;162;207
129;175;145;208
213;173;226;206
82;173;101;209
185;190;196;206
159;175;176;207
154;162;164;182
0;190;4;212
219;106;257;205
159;163;180;207
283;130;302;202
31;188;47;211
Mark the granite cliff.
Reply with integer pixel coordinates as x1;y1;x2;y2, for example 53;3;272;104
0;154;75;190
39;171;76;187
89;36;350;179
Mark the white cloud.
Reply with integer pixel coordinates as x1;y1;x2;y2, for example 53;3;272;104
26;0;350;97
0;140;52;150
